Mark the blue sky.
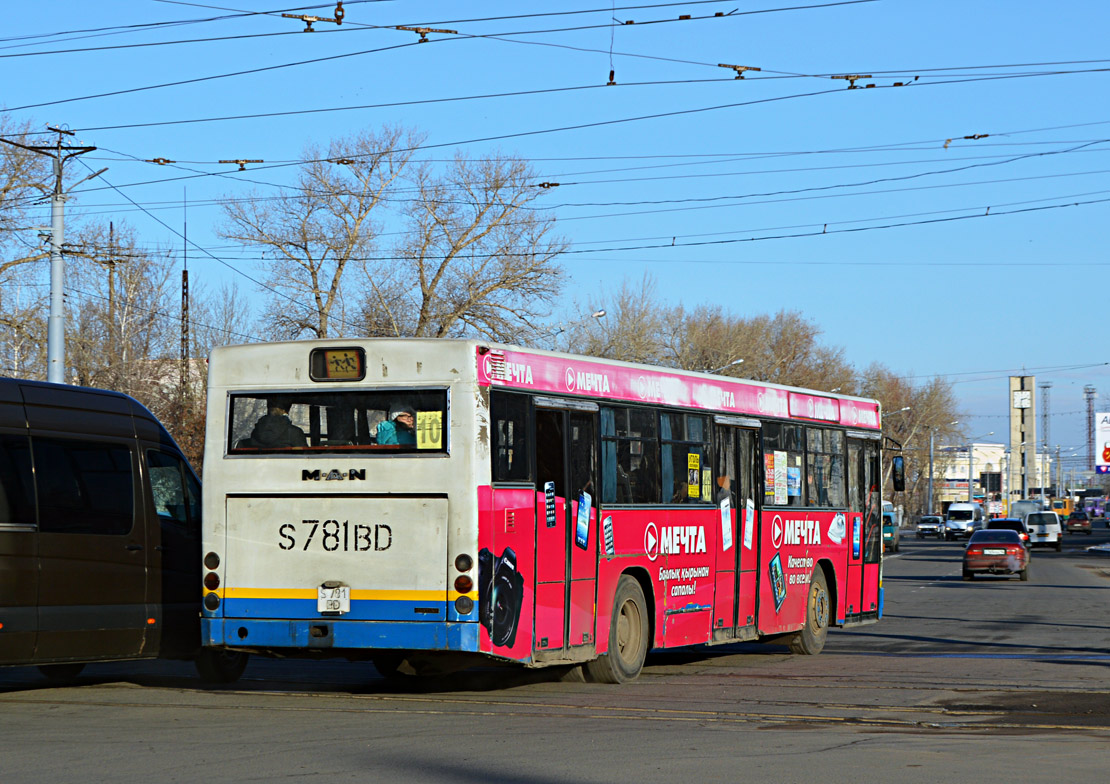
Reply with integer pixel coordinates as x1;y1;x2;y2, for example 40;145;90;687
4;1;1108;460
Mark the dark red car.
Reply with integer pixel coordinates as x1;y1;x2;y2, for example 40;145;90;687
985;517;1029;545
1066;511;1092;534
963;529;1029;581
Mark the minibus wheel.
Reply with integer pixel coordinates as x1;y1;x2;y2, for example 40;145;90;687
195;649;249;684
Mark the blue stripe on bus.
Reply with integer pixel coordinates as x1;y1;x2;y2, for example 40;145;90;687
220;597;454;622
202;617;480;652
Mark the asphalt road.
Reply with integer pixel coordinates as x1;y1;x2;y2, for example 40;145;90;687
2;530;1108;783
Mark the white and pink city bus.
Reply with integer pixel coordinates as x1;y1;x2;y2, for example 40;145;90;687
200;339;886;683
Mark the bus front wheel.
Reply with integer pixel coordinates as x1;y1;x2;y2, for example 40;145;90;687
195;649;249;684
586;575;649;684
788;569;830;655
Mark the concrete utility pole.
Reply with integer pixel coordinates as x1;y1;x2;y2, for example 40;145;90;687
1086;386;1097;471
1;127;99;384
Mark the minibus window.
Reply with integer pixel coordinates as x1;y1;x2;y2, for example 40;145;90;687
35;438;134;536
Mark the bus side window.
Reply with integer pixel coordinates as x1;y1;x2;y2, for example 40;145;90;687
491;392;530;482
0;435;36;528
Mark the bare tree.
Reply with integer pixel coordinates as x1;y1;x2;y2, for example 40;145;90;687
65;221;175;395
220;125;422;339
557;274;664;363
0;282;46;378
661;303;756;375
859;363;962;515
0;116;54;375
0;116;52;275
189;279;258;355
362;151;567;343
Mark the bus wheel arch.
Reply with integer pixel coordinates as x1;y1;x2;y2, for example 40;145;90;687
586;571;652;684
787;566;831;656
816;559;838;628
195;648;249;684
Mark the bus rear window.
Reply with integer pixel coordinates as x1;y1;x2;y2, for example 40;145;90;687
228;390;448;455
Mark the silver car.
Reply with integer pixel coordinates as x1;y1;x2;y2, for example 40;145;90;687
916;515;943;538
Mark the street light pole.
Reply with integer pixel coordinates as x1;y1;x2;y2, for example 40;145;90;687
927;420;958;517
968;445;974;503
928;431;935;516
708;358;744;374
965;431;994;505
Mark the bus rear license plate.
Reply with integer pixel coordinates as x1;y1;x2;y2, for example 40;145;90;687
983;548;1006;555
318;586;350;614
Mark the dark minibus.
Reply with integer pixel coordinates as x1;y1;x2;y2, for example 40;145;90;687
0;378;245;682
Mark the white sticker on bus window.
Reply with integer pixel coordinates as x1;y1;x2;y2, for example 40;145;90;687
744;498;755;550
719;496;733;551
416;410;443;449
687;453;700;499
602;515;615;558
774;450;788;505
544;482;557;528
575;491;592;550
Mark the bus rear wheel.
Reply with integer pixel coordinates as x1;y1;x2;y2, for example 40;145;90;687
788;569;830;655
195;649;249;684
586;575;649;684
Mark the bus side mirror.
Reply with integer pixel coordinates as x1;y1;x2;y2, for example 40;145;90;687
892;456;906;492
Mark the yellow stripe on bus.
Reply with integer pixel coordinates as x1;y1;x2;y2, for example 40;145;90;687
217;587;477;602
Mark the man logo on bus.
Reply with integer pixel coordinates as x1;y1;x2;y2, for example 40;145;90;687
302;469;366;481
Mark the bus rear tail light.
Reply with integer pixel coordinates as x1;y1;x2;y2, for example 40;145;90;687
455;597;474;614
203;551;221;611
454;575;473;594
454;554;473;572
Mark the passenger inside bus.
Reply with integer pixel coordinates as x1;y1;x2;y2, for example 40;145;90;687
248;398;308;448
376;404;416;445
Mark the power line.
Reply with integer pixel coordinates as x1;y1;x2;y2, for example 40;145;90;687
48;72;1110;207
2;0;841;57
62;185;1110;268
72;158;359;333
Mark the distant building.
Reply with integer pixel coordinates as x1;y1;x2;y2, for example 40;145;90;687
936;442;1052;516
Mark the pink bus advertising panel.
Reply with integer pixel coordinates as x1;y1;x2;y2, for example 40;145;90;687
477;347;880;430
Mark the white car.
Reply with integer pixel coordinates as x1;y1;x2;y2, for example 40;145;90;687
1025;511;1062;551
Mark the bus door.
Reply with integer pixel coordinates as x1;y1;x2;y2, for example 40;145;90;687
861;440;882;615
712;417;762;639
32;436;149;661
532;397;598;661
845;436;881;619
